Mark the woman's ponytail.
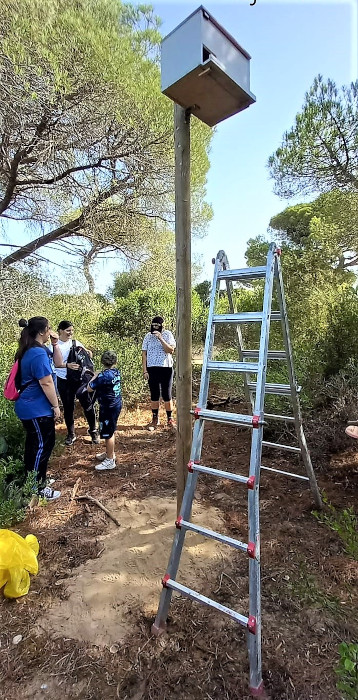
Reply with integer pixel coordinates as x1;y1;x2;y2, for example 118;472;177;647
15;316;49;360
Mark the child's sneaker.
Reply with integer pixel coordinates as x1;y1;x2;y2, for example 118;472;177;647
95;452;107;462
147;416;159;431
95;457;116;471
167;418;176;430
38;486;61;501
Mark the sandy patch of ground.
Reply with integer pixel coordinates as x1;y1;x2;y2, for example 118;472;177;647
39;495;230;647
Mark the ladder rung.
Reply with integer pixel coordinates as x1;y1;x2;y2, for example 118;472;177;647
213;312;262;323
261;465;309;481
176;518;253;555
217;266;266;281
207;360;259;373
193;407;262;427
212;312;281;324
247;382;299;396
262;440;301;453
162;577;255;632
242;350;286;360
264;413;295;423
188;461;254;488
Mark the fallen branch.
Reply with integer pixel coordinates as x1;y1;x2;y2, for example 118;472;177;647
71;477;82;500
74;494;121;527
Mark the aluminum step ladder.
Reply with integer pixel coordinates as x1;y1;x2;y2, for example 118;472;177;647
152;244;322;698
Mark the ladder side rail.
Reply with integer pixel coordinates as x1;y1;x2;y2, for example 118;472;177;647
225;278;255;413
247;243;276;694
197;254;224;408
152;254;225;634
274;255;322;509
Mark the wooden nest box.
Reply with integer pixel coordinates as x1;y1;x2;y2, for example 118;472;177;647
161;5;256;127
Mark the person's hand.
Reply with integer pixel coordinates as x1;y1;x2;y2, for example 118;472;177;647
152;331;162;340
67;362;80;370
143;371;149;381
53;406;61;421
49;330;59;345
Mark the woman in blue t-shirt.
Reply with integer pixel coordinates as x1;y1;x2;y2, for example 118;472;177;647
15;317;63;501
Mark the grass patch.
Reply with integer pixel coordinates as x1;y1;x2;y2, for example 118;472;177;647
313;496;358;560
286;564;341;614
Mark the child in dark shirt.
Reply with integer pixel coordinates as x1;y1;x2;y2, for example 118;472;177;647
87;351;122;471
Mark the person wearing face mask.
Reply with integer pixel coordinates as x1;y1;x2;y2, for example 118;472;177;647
142;316;176;431
14;317;62;501
50;320;99;446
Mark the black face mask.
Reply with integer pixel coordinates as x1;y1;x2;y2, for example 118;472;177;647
151;323;163;334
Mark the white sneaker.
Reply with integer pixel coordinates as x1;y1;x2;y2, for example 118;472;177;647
38;486;61;500
95;452;107;462
95;457;116;471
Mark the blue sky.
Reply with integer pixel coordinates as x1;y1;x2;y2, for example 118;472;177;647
156;0;357;281
2;0;356;291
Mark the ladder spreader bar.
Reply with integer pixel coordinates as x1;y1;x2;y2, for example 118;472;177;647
175;517;255;557
193;407;262;427
188;461;255;488
242;350;286;360
217;266;266;281
264;413;295;422
207;360;259;373
261;465;309;481
247;382;300;396
161;577;256;633
262;440;301;453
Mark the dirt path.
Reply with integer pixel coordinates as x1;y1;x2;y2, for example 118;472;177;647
1;404;357;699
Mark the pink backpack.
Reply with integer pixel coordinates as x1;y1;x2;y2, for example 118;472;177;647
3;360;21;401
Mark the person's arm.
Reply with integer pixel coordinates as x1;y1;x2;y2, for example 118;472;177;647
142;350;149;380
87;370;100;393
152;331;175;354
49;332;64;369
38;375;61;420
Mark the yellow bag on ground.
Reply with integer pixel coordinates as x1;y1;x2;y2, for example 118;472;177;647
0;529;39;598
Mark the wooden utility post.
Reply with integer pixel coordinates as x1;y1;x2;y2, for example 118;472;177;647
175;104;192;514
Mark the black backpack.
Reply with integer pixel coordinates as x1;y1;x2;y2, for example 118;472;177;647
66;340;94;385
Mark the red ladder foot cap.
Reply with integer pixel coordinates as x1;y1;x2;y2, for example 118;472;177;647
151;621;167;637
249;681;267;698
162;574;170;587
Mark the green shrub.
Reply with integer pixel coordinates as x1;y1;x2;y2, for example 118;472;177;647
336;643;358;700
92;333;146;406
0;457;36;528
101;285;206;347
0;343;25;459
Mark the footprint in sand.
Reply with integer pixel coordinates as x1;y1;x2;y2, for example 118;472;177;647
101;573;121;582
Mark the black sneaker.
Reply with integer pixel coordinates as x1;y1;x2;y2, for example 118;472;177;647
65;434;77;446
88;429;100;445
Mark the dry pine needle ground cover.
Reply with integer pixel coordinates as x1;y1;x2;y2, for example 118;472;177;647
0;402;357;700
